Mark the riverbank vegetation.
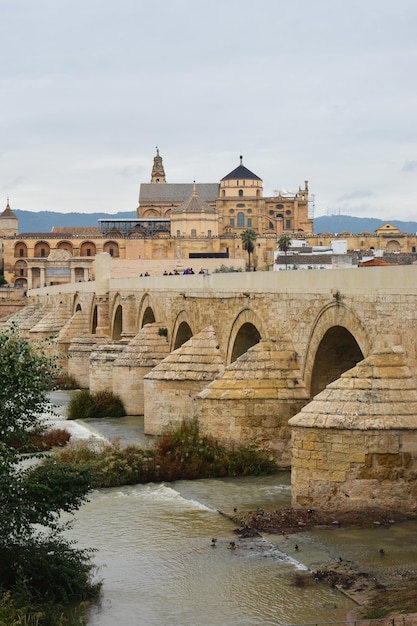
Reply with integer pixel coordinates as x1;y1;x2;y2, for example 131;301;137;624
0;326;99;625
67;389;126;419
47;418;277;488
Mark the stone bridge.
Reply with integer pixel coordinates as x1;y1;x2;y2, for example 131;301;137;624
9;255;417;511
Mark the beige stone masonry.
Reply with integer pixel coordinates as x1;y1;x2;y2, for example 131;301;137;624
289;347;417;512
112;323;171;415
2;302;53;335
68;336;109;388
143;325;224;435
89;341;129;394
196;337;310;467
28;302;72;338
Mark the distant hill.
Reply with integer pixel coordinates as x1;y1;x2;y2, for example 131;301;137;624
314;215;417;235
14;210;136;234
11;210;417;236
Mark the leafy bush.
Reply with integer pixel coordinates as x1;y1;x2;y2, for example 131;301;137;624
49;440;158;488
0;326;99;623
67;390;126;420
0;588;91;625
51;418;277;488
29;428;71;452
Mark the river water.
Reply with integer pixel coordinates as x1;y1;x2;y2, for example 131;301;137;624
47;392;417;626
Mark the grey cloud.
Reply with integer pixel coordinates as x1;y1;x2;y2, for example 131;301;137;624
338;191;373;202
402;160;417;172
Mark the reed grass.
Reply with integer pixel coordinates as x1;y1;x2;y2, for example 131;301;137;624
50;418;277;488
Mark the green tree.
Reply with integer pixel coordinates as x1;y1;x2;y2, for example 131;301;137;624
0;326;98;620
241;229;257;271
277;235;292;270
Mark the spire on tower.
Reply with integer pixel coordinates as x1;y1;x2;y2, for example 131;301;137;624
151;147;166;183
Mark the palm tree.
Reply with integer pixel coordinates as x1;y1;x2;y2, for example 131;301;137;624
277;235;292;270
241;229;257;271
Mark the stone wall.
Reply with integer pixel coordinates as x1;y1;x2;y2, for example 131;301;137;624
289;348;417;512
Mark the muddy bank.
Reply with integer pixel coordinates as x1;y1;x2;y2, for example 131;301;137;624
226;507;417;618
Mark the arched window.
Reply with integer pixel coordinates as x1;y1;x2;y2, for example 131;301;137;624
237;212;245;228
238;189;243;197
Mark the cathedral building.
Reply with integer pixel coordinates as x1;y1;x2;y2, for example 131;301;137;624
138;150;313;238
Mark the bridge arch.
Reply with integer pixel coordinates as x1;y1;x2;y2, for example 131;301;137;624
171;311;193;351
90;304;98;334
110;294;123;339
226;308;265;364
112;305;123;339
72;293;82;314
136;293;160;330
304;302;371;398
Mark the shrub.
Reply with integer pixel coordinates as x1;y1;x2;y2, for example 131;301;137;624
51;440;158;488
54;373;79;390
28;428;71;452
67;390;126;420
51;418;277;488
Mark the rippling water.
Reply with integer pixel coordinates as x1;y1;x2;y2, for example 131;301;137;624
47;392;417;625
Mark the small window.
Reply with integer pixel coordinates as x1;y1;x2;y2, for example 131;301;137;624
191;229;197;237
236;204;245;208
269;210;274;216
276;204;284;210
176;230;180;237
286;210;292;216
41;248;46;257
109;248;114;257
285;219;291;229
208;230;212;237
230;218;235;227
19;248;24;257
269;221;274;229
247;218;252;228
86;248;91;257
238;189;243;197
413;246;416;253
247;209;252;214
229;209;235;214
20;268;24;276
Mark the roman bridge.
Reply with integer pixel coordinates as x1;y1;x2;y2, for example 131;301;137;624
12;255;417;510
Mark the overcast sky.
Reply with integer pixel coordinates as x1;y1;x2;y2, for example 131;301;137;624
1;0;416;220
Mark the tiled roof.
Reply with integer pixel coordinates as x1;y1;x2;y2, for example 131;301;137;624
144;326;224;381
289;347;417;430
221;163;262;182
1;202;17;219
171;186;217;214
51;227;102;236
139;183;219;203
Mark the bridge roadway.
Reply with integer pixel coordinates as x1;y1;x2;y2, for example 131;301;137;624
26;255;417;398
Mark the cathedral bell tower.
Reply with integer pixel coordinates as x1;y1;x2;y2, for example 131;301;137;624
151;147;166;183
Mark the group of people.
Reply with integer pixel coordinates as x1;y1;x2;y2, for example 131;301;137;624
141;267;207;277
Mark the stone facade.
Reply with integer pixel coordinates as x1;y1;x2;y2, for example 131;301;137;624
143;326;225;435
196;338;310;467
112;323;171;415
289;347;417;512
